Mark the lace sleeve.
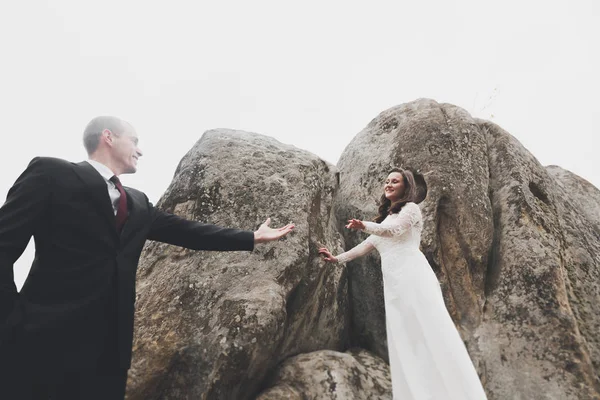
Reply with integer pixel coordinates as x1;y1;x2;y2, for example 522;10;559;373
362;202;421;237
336;236;376;264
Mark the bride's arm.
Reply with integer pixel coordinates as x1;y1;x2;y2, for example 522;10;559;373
335;237;375;264
361;202;421;238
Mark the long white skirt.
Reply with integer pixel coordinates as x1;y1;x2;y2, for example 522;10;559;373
382;250;487;400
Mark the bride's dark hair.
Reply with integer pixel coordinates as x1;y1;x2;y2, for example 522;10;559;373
374;168;427;223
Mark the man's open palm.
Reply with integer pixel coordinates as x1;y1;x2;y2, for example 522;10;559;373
254;218;294;243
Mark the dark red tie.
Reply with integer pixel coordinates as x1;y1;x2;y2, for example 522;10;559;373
110;176;128;231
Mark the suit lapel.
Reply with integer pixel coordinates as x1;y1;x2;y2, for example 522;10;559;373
119;188;145;244
73;161;119;241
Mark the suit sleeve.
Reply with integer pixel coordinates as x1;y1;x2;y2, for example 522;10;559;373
0;157;52;324
147;206;255;252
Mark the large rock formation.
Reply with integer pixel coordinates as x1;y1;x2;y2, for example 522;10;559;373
475;120;599;399
547;165;600;385
257;349;391;399
127;100;600;399
126;130;351;399
336;100;494;363
336;99;600;399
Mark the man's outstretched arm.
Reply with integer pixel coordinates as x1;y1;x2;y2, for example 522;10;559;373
147;206;294;251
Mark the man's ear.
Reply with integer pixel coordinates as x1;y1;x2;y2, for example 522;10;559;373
101;129;114;147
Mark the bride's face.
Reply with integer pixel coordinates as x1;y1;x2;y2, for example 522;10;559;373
384;172;405;202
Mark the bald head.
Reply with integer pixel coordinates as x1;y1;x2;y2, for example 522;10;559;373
83;116;130;155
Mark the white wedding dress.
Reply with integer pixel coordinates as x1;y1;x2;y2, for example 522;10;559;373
336;202;487;400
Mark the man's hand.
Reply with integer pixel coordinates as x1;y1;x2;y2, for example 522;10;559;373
254;218;294;244
345;218;365;230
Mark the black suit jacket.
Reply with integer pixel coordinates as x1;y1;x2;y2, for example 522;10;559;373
0;157;254;371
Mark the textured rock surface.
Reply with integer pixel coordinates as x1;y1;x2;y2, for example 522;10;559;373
336;98;600;399
126;130;350;400
126;100;600;399
256;348;391;400
477;121;599;399
336;99;494;361
547;165;600;384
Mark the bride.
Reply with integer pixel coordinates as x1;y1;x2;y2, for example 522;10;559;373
319;168;487;399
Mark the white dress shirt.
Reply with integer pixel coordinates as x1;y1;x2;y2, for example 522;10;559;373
86;159;120;215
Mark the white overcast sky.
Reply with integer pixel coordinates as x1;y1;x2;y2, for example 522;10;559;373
1;0;598;288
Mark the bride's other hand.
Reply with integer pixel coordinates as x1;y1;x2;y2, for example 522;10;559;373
318;247;337;263
345;219;365;230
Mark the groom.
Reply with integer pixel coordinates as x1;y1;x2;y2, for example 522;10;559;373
0;116;294;399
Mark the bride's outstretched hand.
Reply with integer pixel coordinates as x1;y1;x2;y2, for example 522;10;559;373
318;247;337;263
346;219;365;230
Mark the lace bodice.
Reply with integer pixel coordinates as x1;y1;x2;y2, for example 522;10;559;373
336;202;423;263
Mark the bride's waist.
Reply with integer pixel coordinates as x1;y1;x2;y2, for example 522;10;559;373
379;246;422;258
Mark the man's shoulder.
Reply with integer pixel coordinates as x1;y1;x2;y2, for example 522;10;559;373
25;156;76;175
28;156;74;169
124;186;145;196
122;185;149;203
